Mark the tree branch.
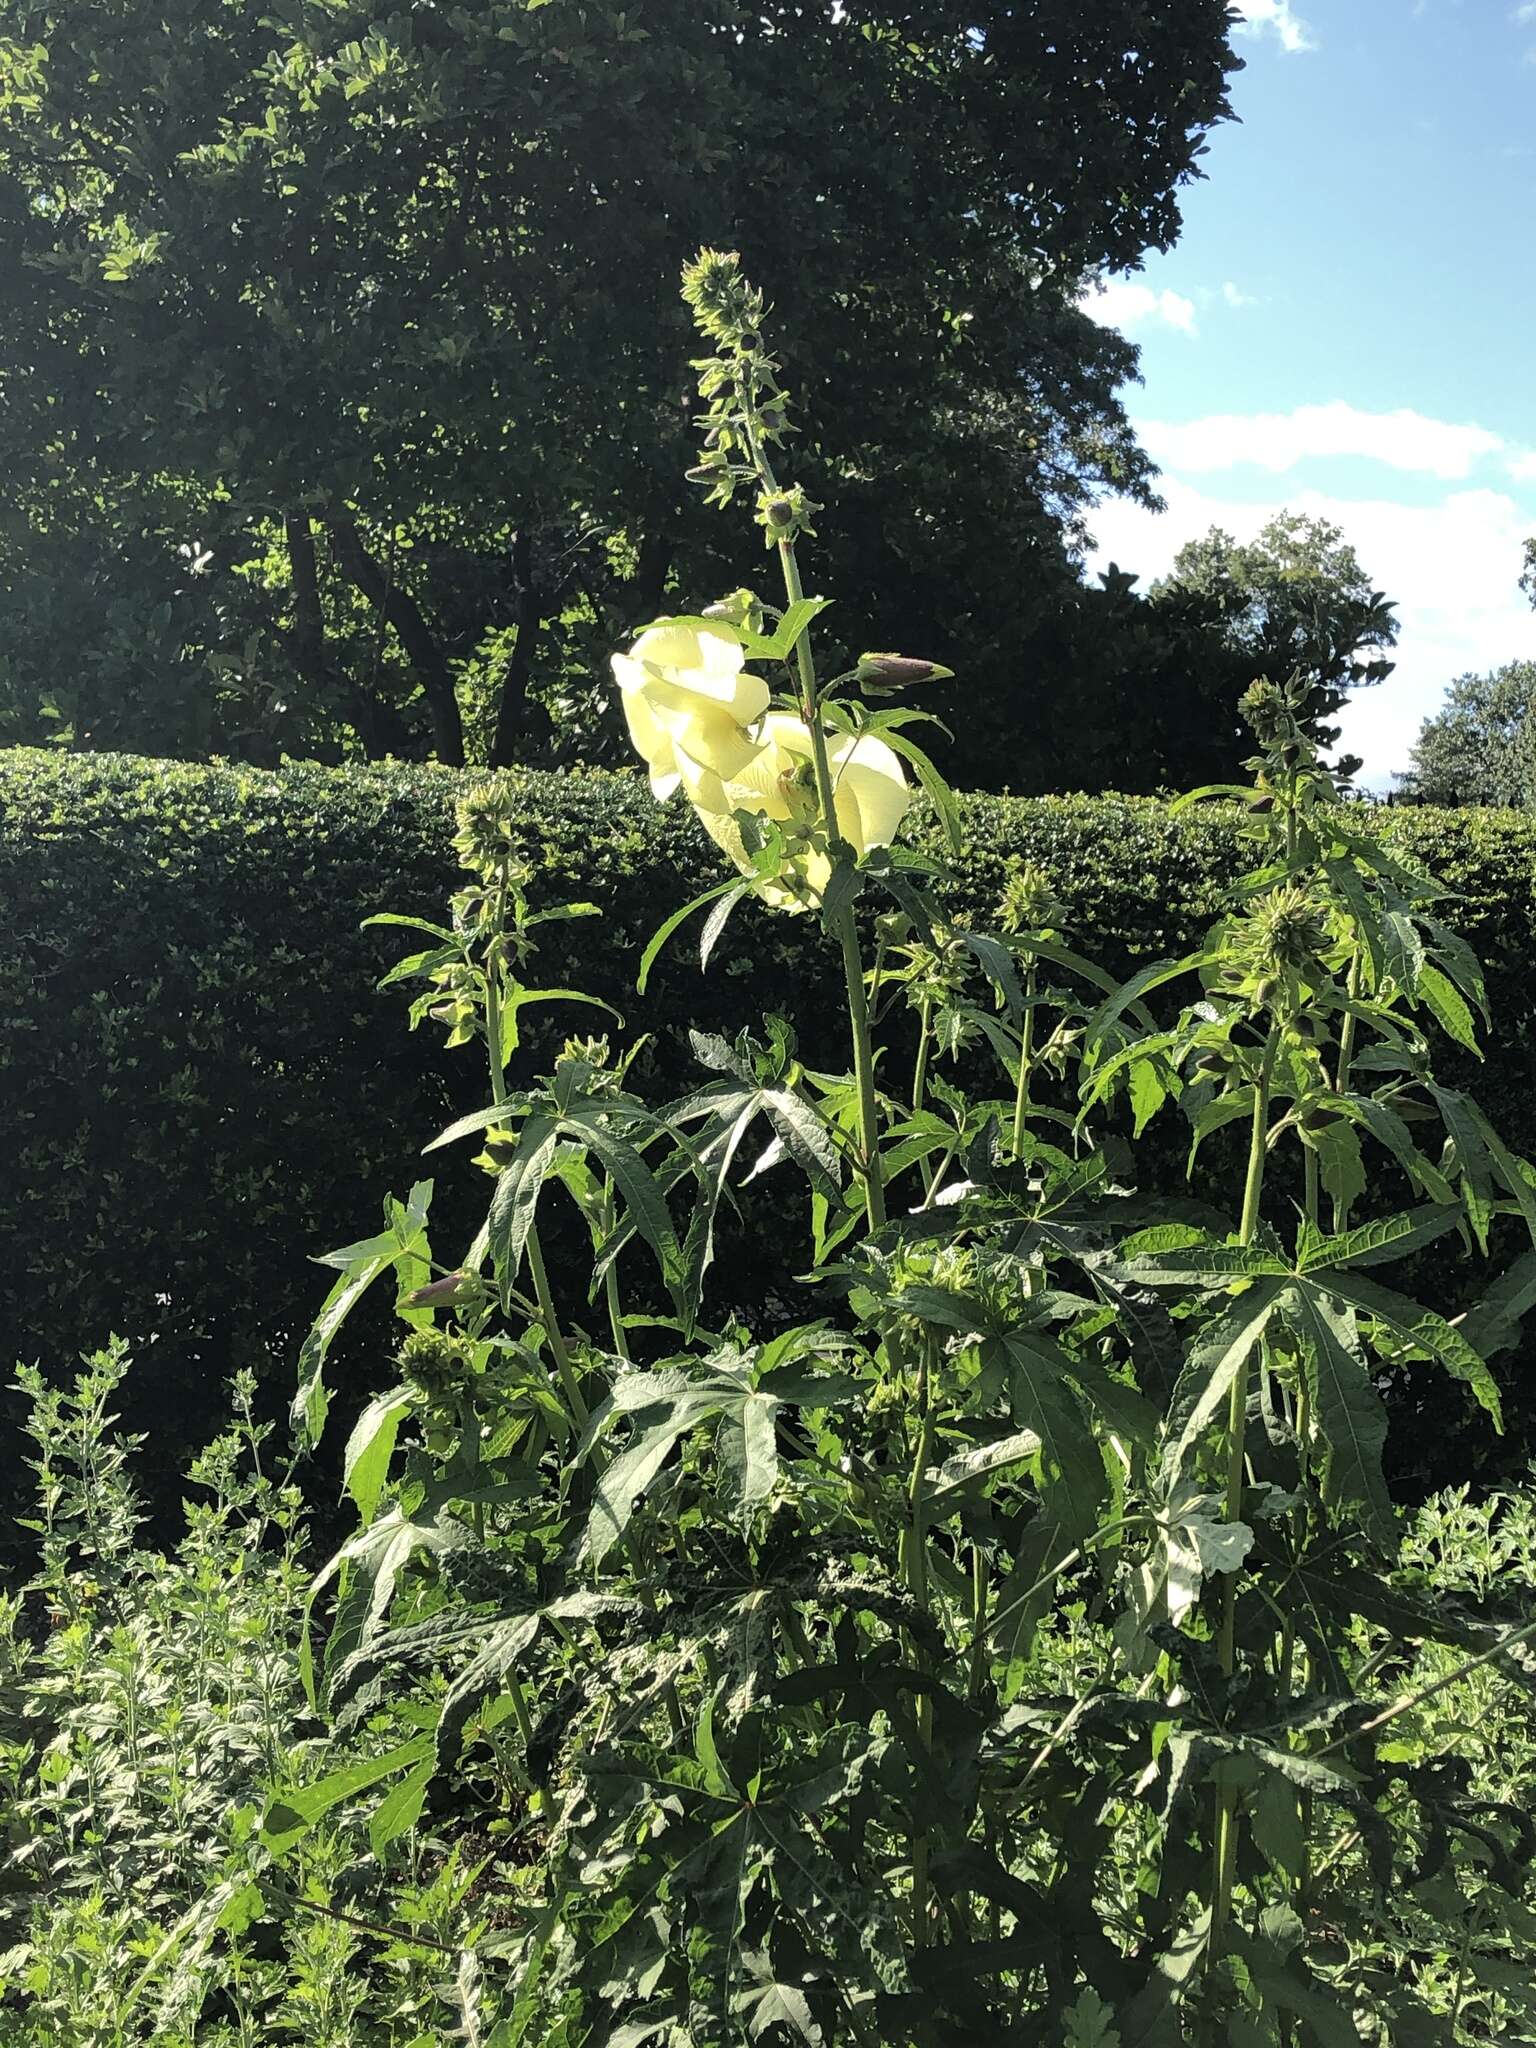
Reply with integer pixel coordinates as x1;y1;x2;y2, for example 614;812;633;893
328;514;465;766
489;527;540;771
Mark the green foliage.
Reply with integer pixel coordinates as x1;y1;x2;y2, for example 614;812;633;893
6;746;1536;1536
242;272;1536;2040
7;1348;1536;2044
1404;660;1536;807
1152;513;1399;778
0;1;1238;775
0;1347;554;2045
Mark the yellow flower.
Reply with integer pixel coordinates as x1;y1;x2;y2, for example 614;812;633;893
611;621;771;799
684;711;911;911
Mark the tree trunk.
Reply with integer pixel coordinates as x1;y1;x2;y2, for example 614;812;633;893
632;507;673;621
489;528;540;770
328;514;465;766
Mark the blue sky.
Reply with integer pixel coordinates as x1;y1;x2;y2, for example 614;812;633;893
1083;0;1536;786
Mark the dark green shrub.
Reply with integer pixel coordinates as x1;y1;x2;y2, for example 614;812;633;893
2;747;1532;1526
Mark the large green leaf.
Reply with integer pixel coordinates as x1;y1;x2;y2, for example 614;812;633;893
1319;1267;1502;1425
486;1114;559;1297
1284;1285;1394;1545
1160;1282;1285;1489
292;1181;433;1445
1297;1203;1463;1274
263;1734;432;1855
991;1329;1105;1541
342;1384;415;1527
1417;962;1481;1055
583;1388;727;1563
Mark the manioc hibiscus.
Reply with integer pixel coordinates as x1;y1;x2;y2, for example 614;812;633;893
611;621;771;799
682;711;911;911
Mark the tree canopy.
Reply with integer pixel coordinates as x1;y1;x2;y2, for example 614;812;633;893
1151;512;1398;781
0;1;1239;776
1402;661;1536;808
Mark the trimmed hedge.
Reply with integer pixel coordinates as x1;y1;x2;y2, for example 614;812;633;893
4;748;1535;1531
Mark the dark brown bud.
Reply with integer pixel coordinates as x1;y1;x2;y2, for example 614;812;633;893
406;1271;479;1309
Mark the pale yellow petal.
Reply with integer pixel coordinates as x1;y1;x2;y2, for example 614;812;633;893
829;733;911;853
615;656;676;780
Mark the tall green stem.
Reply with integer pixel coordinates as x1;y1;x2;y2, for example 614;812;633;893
527;1226;588;1430
483;876;588;1430
900;1339;938;1946
1011;960;1039;1160
1210;1021;1281;1956
912;997;933;1116
1331;950;1364;1233
753;438;886;1230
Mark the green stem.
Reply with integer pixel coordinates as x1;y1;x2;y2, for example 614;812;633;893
603;1265;631;1362
481;864;589;1429
968;1543;989;1704
1332;949;1364;1232
1209;1022;1281;1959
739;387;887;1233
1010;960;1038;1160
912;997;933;1116
528;1223;588;1430
901;1342;938;1948
777;524;886;1229
600;1183;631;1361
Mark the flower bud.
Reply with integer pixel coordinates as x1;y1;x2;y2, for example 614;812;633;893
406;1270;482;1309
855;653;955;696
703;588;765;635
763;497;794;528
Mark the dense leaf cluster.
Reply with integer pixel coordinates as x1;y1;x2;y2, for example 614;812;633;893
0;0;1237;774
3;747;1534;1541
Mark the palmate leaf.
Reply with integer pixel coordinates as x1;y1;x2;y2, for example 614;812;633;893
1336;1092;1457;1205
1159;1283;1286;1489
1416;962;1481;1055
263;1732;433;1855
1301;1116;1367;1218
292;1180;433;1445
1419;911;1489;1019
1296;1202;1463;1274
1459;1247;1536;1358
1380;906;1426;995
737;1953;825;2045
987;1329;1106;1542
1082;950;1218;1055
922;1427;1043;1516
583;1386;727;1564
951;927;1025;1021
735;594;833;661
1283;1287;1395;1547
486;1113;560;1297
435;1611;542;1772
1319;1267;1502;1425
342;1384;416;1527
566;1110;689;1305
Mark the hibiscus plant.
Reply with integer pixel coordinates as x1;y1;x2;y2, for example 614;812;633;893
279;253;1536;2044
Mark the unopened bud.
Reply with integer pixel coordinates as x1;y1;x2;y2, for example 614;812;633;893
763;497;794;528
855;652;955;697
703;588;765;634
407;1271;480;1309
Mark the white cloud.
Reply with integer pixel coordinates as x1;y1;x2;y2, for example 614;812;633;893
1135;402;1506;481
1087;480;1536;786
1232;0;1317;52
1508;450;1536;481
1221;281;1259;309
1082;279;1198;338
